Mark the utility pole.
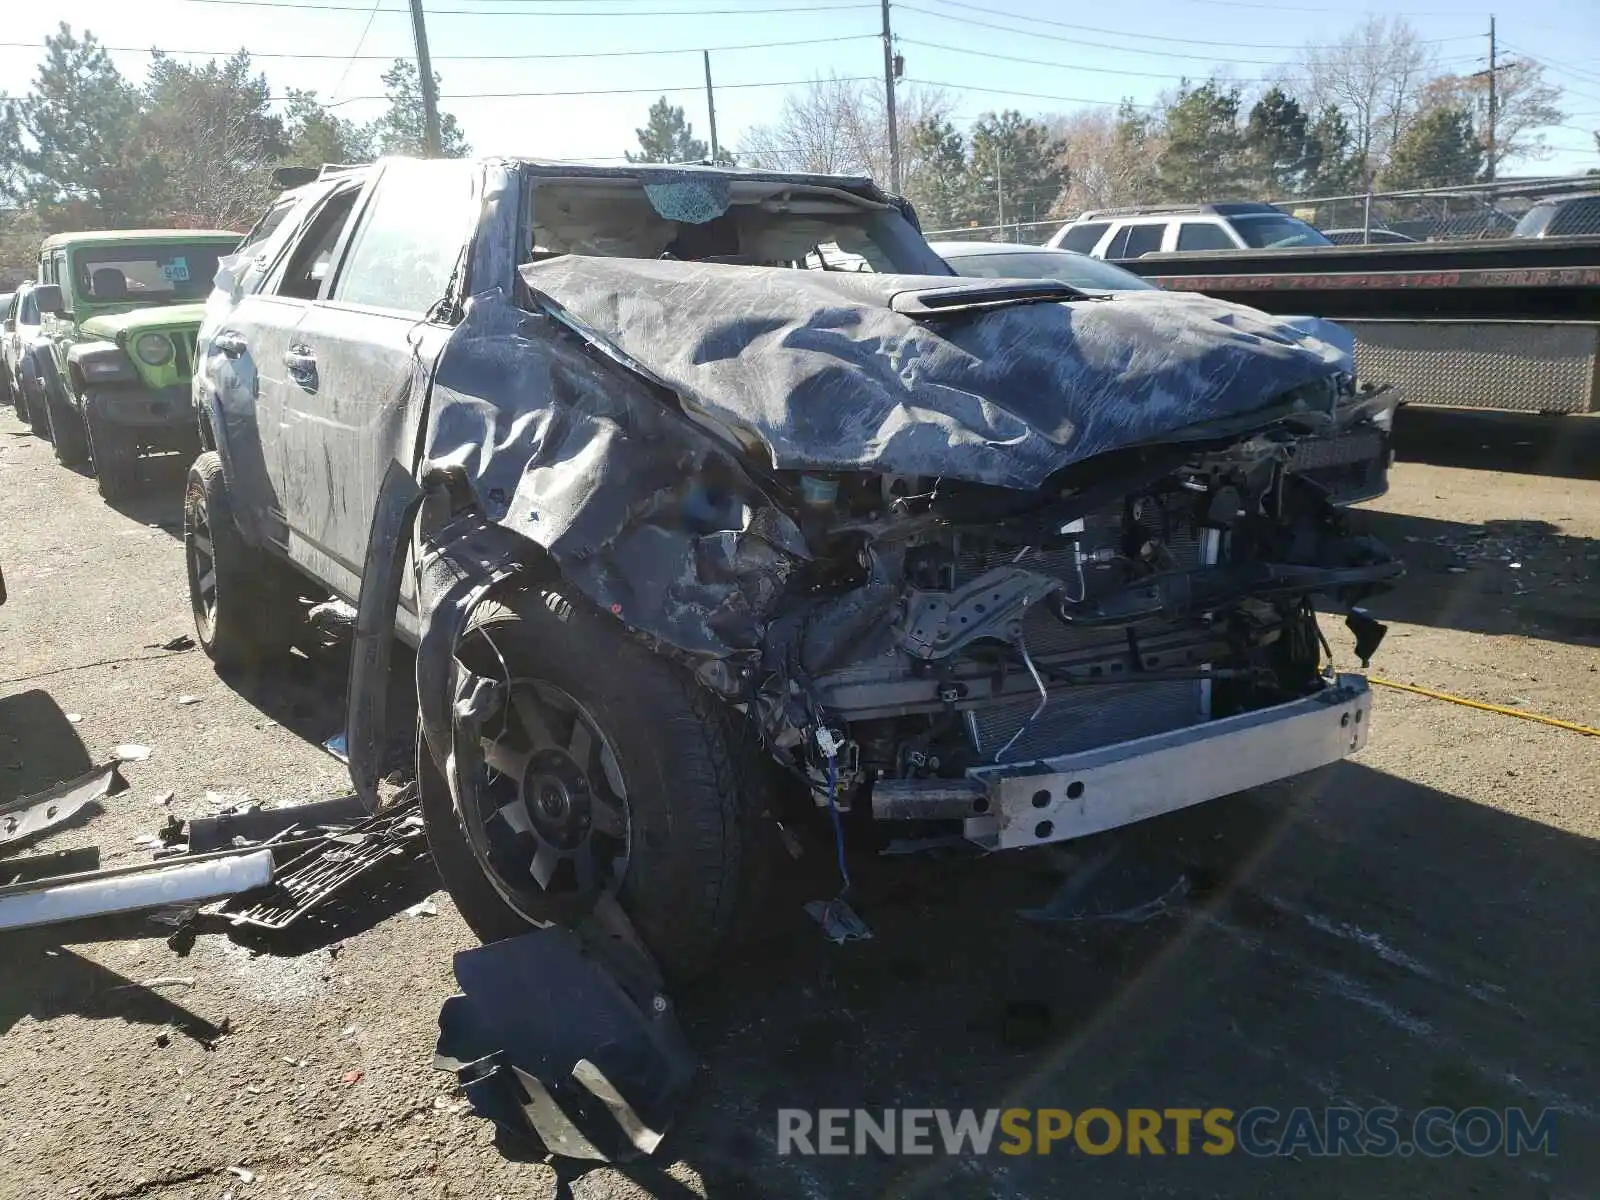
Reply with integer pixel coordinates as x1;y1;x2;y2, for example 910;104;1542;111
993;151;1004;239
408;0;443;157
703;51;720;164
880;0;900;193
1485;14;1498;181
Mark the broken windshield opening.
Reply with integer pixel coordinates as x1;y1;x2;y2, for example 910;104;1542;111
524;177;949;274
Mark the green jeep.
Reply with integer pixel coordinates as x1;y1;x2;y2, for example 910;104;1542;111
32;229;240;500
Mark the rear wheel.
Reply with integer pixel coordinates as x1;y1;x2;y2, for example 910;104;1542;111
418;590;774;982
41;364;88;467
86;402;138;500
184;451;297;667
24;375;51;440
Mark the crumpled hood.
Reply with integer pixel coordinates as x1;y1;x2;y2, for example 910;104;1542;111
80;303;208;343
519;257;1352;491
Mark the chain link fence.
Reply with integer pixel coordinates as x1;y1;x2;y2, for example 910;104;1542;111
1271;177;1598;243
921;176;1600;247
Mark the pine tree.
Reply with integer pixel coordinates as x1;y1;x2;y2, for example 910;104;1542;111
964;110;1068;232
1383;106;1483;189
0;23;162;227
902;116;970;231
1156;80;1245;202
627;97;710;164
368;60;469;158
1244;87;1320;197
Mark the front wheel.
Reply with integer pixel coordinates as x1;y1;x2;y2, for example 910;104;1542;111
418;590;774;982
85;403;138;501
184;452;298;667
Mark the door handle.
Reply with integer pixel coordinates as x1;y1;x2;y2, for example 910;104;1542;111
214;330;246;358
283;345;318;388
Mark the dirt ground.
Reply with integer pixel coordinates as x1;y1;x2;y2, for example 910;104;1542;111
1;405;1596;1200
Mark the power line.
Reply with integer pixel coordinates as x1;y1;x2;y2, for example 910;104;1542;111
322;74;879;105
904;76;1157;110
330;0;382;99
901;37;1280;83
164;0;877;12
0;33;878;62
914;0;1479;50
897;3;1480;68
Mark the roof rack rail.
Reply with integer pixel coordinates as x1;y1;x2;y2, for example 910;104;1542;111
1075;200;1280;221
271;163;369;189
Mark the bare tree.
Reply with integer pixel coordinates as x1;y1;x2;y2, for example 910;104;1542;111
1047;105;1165;213
1293;16;1437;182
739;75;953;186
1419;59;1565;176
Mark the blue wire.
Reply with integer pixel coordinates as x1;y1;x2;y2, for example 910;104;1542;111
825;750;850;893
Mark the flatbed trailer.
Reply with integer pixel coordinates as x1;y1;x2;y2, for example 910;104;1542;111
1118;237;1600;413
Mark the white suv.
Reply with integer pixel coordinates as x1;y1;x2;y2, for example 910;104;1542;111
1047;202;1331;259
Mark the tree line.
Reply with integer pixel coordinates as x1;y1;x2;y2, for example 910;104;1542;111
0;23;469;277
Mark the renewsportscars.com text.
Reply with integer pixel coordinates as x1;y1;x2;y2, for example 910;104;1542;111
776;1106;1557;1158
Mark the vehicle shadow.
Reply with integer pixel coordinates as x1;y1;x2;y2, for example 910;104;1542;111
0;687;94;807
0;940;230;1047
1348;509;1600;645
102;454;188;537
633;759;1600;1198
1392;407;1600;481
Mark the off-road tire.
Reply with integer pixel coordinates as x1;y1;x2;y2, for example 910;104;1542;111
24;376;51;440
86;401;138;501
39;360;89;467
184;451;298;668
418;590;776;982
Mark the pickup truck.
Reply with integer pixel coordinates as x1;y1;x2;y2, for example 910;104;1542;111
192;157;1400;979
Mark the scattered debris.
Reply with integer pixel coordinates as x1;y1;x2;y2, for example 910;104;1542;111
152;789;176;807
404;898;439;918
65;713;83;723
322;731;350;764
0;762;122;853
804;898;874;944
187;794;369;854
0;849;273;933
435;917;694;1162
1445;566;1468;574
341;1069;364;1086
227;1166;255;1184
221;789;425;930
176;695;201;706
1;847;100;887
111;744;152;762
155;1030;171;1048
151;635;196;652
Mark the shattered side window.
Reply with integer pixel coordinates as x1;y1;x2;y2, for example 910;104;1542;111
331;159;476;315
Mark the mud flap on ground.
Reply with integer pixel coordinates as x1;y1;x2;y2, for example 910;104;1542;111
433;920;695;1162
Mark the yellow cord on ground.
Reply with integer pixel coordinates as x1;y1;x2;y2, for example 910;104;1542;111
1367;675;1600;738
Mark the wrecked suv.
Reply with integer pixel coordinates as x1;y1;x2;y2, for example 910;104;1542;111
191;158;1400;978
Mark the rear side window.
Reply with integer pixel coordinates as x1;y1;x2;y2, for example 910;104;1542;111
1057;221;1109;253
1103;226;1133;258
1547;199;1600;237
1122;223;1165;258
331;159;476;315
1176;222;1236;251
274;188;361;301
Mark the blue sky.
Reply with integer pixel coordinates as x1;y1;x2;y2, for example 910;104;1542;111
4;0;1597;173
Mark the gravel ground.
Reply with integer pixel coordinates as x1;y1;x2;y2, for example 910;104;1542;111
1;406;1596;1200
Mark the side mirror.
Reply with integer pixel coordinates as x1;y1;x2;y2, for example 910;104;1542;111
32;284;65;316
